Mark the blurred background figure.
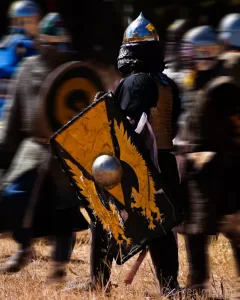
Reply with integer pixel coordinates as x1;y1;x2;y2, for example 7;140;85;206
0;0;41;123
0;12;88;284
9;0;40;37
164;19;192;88
174;25;222;149
218;13;240;51
216;13;240;86
176;15;240;297
180;25;222;115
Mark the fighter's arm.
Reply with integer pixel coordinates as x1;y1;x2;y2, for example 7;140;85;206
0;62;25;170
201;81;240;149
179;80;240;150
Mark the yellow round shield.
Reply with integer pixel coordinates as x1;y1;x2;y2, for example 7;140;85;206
39;61;105;136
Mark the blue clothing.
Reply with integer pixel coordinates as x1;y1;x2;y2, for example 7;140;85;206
0;168;88;236
0;33;37;78
0;32;38;121
0;170;37;232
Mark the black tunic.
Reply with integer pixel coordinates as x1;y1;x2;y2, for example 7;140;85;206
115;72;181;139
115;72;183;218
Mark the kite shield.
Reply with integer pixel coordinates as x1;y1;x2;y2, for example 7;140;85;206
50;93;178;264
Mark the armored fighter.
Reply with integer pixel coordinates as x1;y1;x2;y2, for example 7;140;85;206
0;13;91;283
0;0;40;122
50;13;184;297
114;13;182;295
176;15;240;297
179;25;222;115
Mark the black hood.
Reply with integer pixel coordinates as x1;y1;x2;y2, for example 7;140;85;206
117;41;165;75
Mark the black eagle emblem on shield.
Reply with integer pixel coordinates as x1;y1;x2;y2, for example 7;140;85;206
50;89;179;263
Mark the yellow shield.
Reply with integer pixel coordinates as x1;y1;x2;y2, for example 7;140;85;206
50;94;178;263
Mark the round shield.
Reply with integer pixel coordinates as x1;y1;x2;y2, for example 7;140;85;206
39;61;105;135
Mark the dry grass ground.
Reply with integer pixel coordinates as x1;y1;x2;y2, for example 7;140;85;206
0;232;237;299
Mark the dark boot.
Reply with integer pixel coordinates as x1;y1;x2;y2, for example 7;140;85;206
0;245;36;273
90;221;113;289
46;232;76;284
148;231;179;296
185;234;209;293
63;222;113;295
46;262;68;285
228;235;240;300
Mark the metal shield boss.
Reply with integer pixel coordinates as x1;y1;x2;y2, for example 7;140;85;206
38;61;105;136
50;94;177;264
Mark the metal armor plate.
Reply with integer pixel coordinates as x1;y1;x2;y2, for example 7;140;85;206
38;61;105;135
50;93;178;264
149;75;173;149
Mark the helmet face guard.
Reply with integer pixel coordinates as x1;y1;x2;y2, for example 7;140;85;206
37;33;71;52
194;44;222;70
180;42;222;71
181;26;222;71
180;42;194;70
165;41;177;63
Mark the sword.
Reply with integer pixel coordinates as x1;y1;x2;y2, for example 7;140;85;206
80;207;91;224
124;248;148;284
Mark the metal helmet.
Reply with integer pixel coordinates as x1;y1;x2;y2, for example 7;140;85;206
181;25;221;71
8;0;41;36
118;12;164;74
122;12;159;44
38;13;71;52
165;19;191;63
8;0;40;17
218;13;240;49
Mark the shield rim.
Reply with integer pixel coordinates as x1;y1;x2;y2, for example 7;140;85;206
38;60;105;137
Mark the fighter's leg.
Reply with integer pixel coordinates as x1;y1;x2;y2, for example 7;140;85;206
0;228;36;273
220;214;240;298
90;220;113;289
46;231;76;284
230;237;240;276
75;220;113;292
185;234;210;292
148;230;179;293
0;170;38;273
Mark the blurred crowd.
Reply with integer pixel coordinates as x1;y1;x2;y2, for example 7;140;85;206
0;0;239;299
